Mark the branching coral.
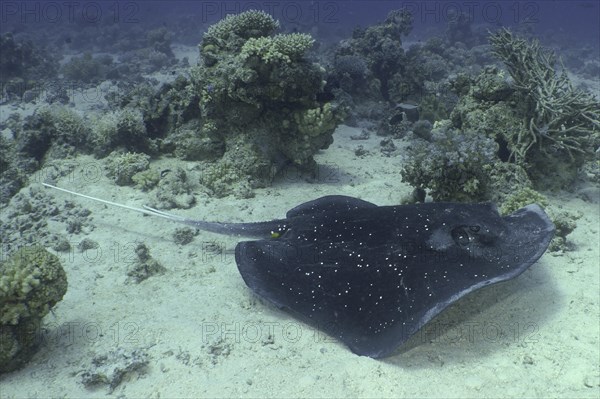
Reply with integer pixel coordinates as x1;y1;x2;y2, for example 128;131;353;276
489;29;600;162
241;33;314;64
201;10;279;62
401;127;499;202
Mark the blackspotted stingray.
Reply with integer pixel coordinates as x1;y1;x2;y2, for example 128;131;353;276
43;184;555;358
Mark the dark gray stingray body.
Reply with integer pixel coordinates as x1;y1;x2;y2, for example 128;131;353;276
234;196;555;358
42;185;555;358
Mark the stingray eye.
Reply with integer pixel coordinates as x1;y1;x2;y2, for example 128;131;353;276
451;226;470;246
469;225;480;233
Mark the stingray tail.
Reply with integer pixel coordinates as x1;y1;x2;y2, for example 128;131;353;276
42;183;188;222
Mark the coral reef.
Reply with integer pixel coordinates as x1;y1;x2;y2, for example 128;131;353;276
0;125;36;204
0;105;91;204
61;53;113;83
146;27;174;57
98;10;340;197
401;125;499;202
240;33;314;64
0;33;58;98
200;10;280;61
189;10;341;194
450;42;599;191
105;152;150;186
199;159;257;199
334;9;413;102
489;29;600;187
0;106;91;204
450;66;524;145
14;106;90;162
0;246;68;373
91;108;152;157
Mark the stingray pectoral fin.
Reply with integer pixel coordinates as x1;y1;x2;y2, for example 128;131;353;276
497;204;555;278
235;239;407;358
285;195;377;218
235;241;297;309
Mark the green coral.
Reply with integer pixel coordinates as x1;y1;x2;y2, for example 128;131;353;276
294;103;337;137
91;108;150;157
152;167;196;209
450;67;524;141
132;168;160;191
103;10;338;198
500;187;549;215
105;152;150;186
0;246;67;373
418;95;449;123
241;33;314;64
203;10;279;46
401;126;499;202
170;120;225;161
0;246;67;325
498;188;580;253
199;158;256;199
486;161;533;205
16;105;90;161
201;10;279;65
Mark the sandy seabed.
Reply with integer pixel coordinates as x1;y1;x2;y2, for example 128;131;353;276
0;122;599;398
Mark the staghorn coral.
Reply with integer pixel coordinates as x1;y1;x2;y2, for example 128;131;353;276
489;29;600;163
449;58;597;190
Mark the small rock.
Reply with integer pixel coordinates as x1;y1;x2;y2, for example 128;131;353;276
354;145;369;157
80;348;149;393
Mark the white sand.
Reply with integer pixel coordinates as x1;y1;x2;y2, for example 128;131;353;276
1;123;599;398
